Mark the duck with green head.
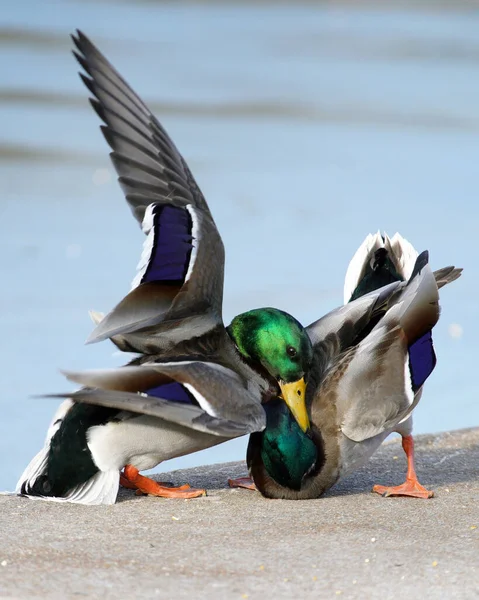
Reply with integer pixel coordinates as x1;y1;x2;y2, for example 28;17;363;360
17;32;314;505
18;32;462;505
244;239;461;500
227;308;313;432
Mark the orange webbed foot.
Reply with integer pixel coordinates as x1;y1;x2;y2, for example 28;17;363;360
228;476;257;491
373;479;434;499
122;465;206;499
373;434;434;499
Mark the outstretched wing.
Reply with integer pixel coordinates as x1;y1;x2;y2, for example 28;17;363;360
72;31;225;345
328;321;434;442
309;252;440;442
85;201;224;344
57;360;266;437
72;30;210;221
307;280;403;360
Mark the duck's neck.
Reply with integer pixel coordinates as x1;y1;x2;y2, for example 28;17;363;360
257;399;317;490
225;319;278;395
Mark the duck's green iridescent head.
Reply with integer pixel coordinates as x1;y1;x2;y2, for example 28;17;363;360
227;308;313;431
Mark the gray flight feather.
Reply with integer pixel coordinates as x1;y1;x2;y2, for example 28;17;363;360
72;30;211;220
72;31;226;349
433;266;463;289
306;280;402;350
47;389;252;438
62;360;266;435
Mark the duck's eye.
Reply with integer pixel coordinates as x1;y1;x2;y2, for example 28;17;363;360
287;346;297;358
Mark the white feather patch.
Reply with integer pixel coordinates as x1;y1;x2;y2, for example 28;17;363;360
344;231;419;303
343;231;384;304
45;399;74;442
16;399;120;505
15;448;49;495
396;413;413;436
184;204;199;283
183;383;219;418
15;400;74;493
403;353;415;409
20;470;119;506
131;203;156;290
389;232;418;280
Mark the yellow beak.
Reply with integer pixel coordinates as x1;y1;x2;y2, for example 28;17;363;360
279;377;309;432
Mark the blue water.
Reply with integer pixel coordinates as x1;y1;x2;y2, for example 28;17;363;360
0;1;477;490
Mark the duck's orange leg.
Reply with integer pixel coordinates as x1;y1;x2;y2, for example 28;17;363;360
122;465;206;499
119;472;138;490
120;472;190;491
373;435;434;499
228;476;257;491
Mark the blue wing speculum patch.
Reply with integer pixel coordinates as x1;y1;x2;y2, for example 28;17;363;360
132;203;197;288
145;381;200;407
408;331;437;393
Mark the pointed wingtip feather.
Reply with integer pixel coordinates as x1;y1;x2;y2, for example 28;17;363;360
79;72;95;96
85;328;108;345
71;31;85;56
73;30;92;53
72;51;91;77
89;310;104;326
433;266;463;289
85;316;114;344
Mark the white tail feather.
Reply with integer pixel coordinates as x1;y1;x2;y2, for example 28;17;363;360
19;470;119;505
388;233;418;281
16;399;120;505
16;400;73;493
343;231;384;304
344;231;419;304
15;447;49;494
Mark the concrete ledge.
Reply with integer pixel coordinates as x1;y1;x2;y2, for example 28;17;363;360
1;428;478;599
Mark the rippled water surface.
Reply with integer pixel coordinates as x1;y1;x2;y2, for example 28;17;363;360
0;1;477;490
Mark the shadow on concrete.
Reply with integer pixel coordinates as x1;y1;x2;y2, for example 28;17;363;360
116;427;479;502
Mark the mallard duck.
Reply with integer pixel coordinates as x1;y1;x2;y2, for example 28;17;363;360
16;31;314;505
343;231;462;497
245;234;461;499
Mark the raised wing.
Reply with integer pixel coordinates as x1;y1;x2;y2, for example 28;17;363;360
312;252;440;442
72;31;225;346
72;30;210;220
85;201;224;344
306;280;403;353
58;360;266;437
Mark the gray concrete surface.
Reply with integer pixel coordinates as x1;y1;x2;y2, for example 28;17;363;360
0;428;478;599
